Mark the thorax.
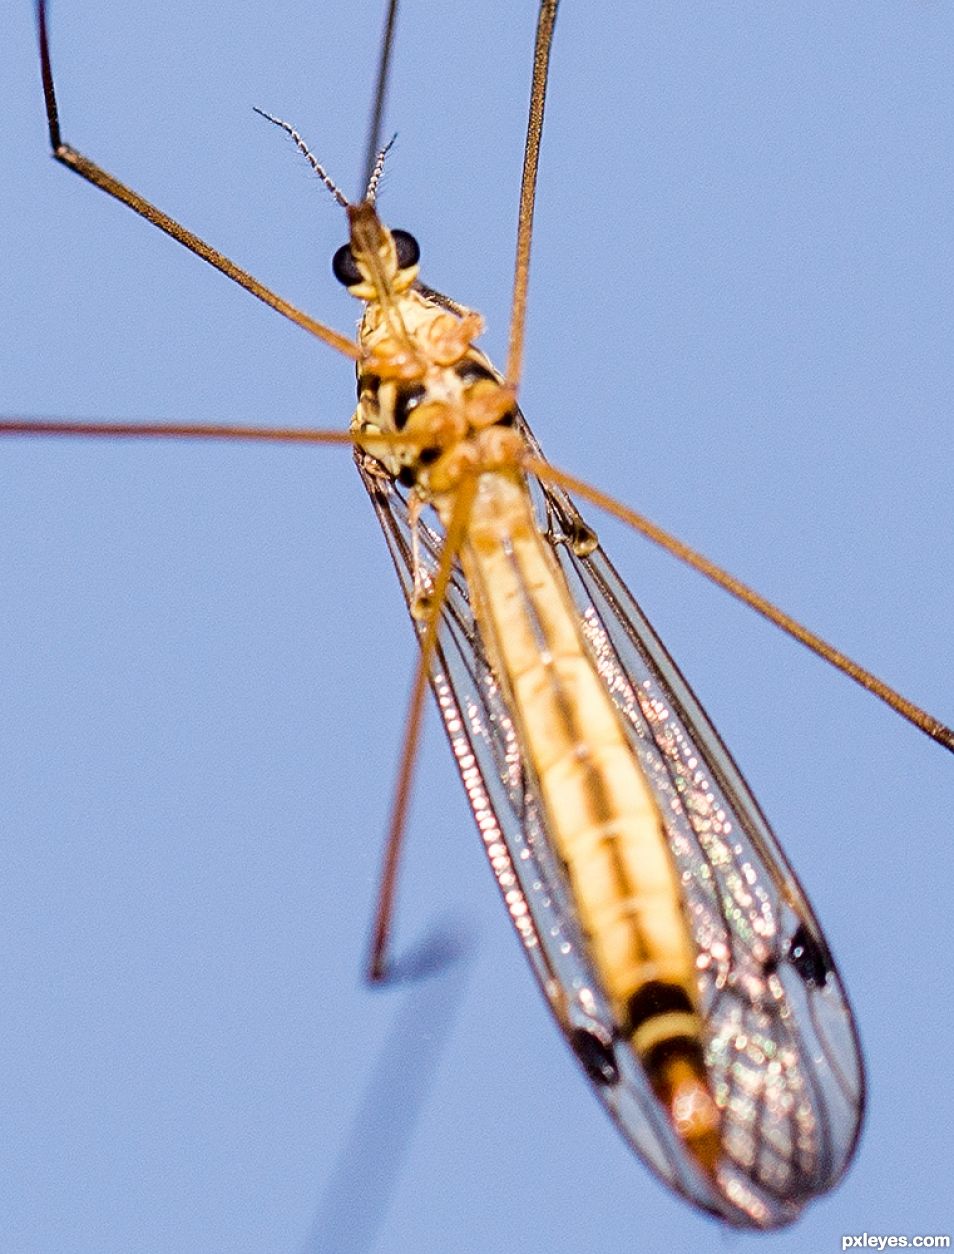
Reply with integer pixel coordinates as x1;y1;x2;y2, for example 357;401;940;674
350;289;522;506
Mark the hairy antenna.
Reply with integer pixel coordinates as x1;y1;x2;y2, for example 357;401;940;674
253;107;349;209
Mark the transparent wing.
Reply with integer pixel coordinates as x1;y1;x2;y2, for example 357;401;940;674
354;421;864;1229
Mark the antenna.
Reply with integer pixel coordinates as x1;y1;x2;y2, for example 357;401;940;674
361;0;400;199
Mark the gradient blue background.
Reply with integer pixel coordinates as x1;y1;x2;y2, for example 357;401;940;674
2;2;953;1251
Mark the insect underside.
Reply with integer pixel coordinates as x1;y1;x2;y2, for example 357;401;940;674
340;202;863;1228
15;0;913;1231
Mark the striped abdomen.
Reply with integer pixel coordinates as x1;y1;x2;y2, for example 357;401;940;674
452;470;720;1169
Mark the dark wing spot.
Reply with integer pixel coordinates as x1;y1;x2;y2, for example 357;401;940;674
787;924;831;988
397;466;417;487
418;447;441;466
569;1027;619;1087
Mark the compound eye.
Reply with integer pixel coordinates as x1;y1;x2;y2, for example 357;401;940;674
332;244;363;287
391;229;420;269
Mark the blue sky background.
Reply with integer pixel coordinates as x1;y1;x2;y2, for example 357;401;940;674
2;2;954;1251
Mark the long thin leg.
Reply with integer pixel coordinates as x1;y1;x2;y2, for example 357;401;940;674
366;476;478;983
0;419;433;456
505;0;560;391
524;454;954;754
361;0;400;199
0;419;355;444
35;0;357;360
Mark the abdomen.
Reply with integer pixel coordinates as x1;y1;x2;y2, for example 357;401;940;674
455;471;721;1167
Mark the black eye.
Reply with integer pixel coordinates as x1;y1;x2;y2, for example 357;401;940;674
332;244;363;287
392;229;420;269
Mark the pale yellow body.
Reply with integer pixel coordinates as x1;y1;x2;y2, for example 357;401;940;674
439;470;699;1044
349;240;701;1048
346;208;717;1162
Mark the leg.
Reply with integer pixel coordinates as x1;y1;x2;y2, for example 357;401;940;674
0;419;354;444
361;0;400;199
506;0;560;390
366;476;478;982
0;421;424;450
35;0;357;360
524;453;954;754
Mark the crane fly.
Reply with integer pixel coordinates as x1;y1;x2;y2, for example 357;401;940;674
5;0;953;1230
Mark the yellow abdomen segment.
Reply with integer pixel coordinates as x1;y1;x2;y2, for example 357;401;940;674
451;471;719;1167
